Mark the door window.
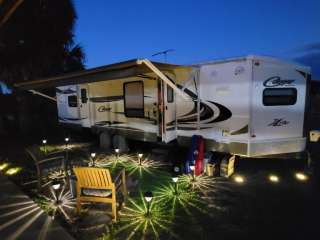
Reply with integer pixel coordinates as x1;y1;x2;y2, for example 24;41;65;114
68;95;78;107
167;85;174;103
81;88;88;103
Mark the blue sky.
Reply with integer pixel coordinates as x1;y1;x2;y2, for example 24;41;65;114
74;0;320;78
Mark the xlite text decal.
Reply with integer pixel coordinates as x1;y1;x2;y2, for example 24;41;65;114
268;118;289;127
263;76;295;87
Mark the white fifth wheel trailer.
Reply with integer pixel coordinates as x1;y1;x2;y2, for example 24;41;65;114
15;55;311;157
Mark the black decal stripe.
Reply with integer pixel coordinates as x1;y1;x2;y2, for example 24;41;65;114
206;101;232;123
177;84;198;100
94;125;144;132
230;125;248;135
90;96;123;103
296;70;307;78
200;102;214;121
59;117;87;121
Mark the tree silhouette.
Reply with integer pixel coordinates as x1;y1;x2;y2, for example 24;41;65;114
0;0;85;86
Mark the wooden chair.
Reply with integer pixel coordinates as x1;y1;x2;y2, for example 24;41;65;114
26;147;65;191
73;167;128;222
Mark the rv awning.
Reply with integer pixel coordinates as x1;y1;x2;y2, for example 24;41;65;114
14;59;192;99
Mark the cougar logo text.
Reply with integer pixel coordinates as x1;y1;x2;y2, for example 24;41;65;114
263;76;295;87
98;106;111;112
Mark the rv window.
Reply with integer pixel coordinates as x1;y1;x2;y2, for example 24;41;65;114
68;95;78;107
81;88;87;103
167;86;174;103
124;81;144;118
263;88;297;106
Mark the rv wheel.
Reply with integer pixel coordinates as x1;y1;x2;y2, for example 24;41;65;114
99;131;112;150
112;135;129;152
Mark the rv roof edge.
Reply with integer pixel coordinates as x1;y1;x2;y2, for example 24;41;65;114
137;59;190;100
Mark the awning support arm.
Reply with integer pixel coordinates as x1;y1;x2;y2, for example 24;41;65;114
28;90;56;102
136;59;190;100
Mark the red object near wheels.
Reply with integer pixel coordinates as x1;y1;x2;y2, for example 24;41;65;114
195;136;204;176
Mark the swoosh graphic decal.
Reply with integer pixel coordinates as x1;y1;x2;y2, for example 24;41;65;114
172;86;232;126
206;101;232;123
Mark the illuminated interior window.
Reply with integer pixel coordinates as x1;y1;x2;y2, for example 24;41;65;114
124;81;144;117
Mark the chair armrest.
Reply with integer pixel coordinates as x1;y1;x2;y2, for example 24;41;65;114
114;168;125;184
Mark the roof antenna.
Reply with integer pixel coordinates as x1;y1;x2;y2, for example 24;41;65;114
152;49;174;63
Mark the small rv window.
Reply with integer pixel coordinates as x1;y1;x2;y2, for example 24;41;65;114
68;95;78;107
81;88;87;103
263;88;297;106
124;81;144;118
167;86;174;103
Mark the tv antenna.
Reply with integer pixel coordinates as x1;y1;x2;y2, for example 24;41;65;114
151;49;174;63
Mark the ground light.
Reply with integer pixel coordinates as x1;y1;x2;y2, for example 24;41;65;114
5;167;22;175
0;163;9;171
52;179;61;191
115;148;120;158
51;179;63;206
172;176;178;194
91;152;96;166
42;139;47;154
295;172;308;182
144;191;153;216
64;137;69;148
233;175;245;183
138;153;143;165
65;137;69;164
189;164;195;181
269;174;279;183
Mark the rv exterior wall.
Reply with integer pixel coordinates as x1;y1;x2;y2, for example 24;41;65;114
55;56;309;158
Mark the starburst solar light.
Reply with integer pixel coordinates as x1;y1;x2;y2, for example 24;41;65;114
154;182;207;217
179;174;215;194
126;156;165;178
116;193;173;240
40;186;76;222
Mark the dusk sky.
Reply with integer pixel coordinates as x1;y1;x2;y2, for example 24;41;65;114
74;0;320;78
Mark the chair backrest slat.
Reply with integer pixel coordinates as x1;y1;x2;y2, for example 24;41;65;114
73;167;113;188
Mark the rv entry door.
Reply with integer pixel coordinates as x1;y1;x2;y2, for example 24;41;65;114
162;83;177;142
78;85;90;127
